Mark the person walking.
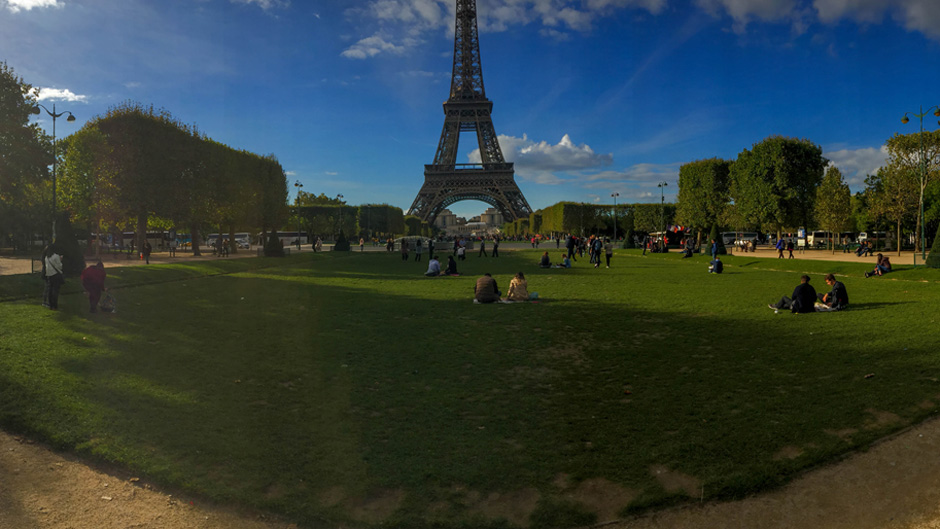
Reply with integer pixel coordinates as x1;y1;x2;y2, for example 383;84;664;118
401;239;409;261
775;237;785;259
604;238;613;268
81;260;107;313
43;245;65;310
478;238;488;257
359;238;365;252
414;238;423;262
492;238;499;257
142;240;153;264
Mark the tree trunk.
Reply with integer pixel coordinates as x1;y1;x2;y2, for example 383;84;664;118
897;222;903;257
228;225;236;254
191;226;202;257
136;213;147;255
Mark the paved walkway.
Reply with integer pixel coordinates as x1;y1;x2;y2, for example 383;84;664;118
0;245;927;276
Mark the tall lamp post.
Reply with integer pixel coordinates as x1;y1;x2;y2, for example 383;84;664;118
293;180;304;250
32;103;76;241
336;194;344;240
611;192;620;242
657;181;668;244
901;105;940;263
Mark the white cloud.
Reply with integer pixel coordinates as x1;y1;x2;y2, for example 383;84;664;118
37;87;88;102
230;0;289;10
124;81;141;89
694;0;809;33
341;34;406;59
824;145;888;189
4;0;61;13
813;0;886;23
814;0;940;39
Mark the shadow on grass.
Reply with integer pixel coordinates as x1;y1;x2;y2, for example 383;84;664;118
3;259;940;528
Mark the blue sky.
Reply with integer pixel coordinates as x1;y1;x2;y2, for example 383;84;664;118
4;0;940;219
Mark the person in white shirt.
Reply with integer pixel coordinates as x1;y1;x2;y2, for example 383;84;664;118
425;255;441;277
43;245;65;310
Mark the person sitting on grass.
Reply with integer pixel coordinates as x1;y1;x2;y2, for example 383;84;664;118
552;253;571;268
769;274;817;313
425;255;441;277
444;256;459;276
457;245;466;261
817;273;849;310
865;253;892;278
474;273;501;303
708;256;723;274
538;251;551;268
505;272;529;302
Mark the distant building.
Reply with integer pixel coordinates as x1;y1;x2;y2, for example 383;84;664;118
434;209;458;230
436;208;503;236
480;208;504;227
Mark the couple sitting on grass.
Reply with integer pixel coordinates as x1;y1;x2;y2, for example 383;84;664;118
474;272;534;303
538;251;571;268
769;273;849;313
425;255;459;276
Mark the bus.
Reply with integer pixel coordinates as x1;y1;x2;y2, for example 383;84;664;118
120;231;171;250
206;232;252;249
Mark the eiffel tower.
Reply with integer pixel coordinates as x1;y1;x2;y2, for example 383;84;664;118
407;0;532;224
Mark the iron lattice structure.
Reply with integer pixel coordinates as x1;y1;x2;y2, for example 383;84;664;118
407;0;532;224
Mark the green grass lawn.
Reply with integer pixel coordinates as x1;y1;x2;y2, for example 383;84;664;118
1;249;939;528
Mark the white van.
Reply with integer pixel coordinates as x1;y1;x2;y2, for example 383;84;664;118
858;231;886;242
806;230;828;248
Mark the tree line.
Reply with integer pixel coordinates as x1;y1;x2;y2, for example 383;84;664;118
511;133;940;265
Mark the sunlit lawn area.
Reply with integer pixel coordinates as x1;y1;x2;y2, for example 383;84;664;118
1;249;938;528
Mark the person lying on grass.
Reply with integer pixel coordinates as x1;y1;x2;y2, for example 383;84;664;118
505;272;529;302
769;274;817;313
865;253;891;278
817;273;849;310
425;255;441;277
474;273;501;303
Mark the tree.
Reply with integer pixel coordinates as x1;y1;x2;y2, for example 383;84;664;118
729;136;827;236
866;167;918;256
0;61;53;250
814;165;852;252
883;130;940;253
676;158;731;245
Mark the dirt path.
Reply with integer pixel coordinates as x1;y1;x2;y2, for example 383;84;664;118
4;415;940;529
0;431;292;529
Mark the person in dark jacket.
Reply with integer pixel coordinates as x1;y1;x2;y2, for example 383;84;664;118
709;256;723;274
770;275;817;313
474;273;501;303
817;273;848;310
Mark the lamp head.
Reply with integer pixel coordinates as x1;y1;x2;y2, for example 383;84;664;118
66;113;76;122
935;108;940;117
901;115;910;124
31;106;41;115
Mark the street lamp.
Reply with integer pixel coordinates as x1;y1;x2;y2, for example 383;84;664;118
657;181;668;244
611;192;620;242
32;103;77;241
336;194;345;239
293;180;303;250
901;105;940;262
